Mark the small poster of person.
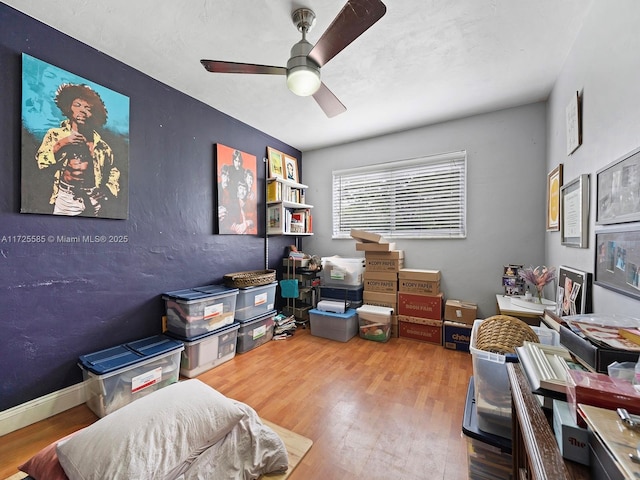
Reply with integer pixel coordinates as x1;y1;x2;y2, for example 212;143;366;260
216;144;257;235
21;53;130;219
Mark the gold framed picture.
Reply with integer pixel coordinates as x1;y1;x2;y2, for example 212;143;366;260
546;164;563;231
284;155;299;183
267;147;284;179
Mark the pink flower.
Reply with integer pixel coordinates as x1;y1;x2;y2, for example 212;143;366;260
518;265;556;294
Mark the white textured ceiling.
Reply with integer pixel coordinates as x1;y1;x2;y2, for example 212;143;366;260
5;0;593;151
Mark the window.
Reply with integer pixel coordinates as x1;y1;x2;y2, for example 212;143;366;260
332;150;466;239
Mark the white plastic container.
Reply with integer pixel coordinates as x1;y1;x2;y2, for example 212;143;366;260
320;256;365;287
356;304;394;342
168;323;240;378
469;319;559;439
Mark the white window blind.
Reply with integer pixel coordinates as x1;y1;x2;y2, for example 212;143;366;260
332;150;467;239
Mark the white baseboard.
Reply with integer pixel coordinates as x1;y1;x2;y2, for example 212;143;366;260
0;383;86;437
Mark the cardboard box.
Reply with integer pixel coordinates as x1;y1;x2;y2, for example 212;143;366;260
355;242;397;252
364;250;405;259
444;299;478;326
390;324;399;339
399;319;442;345
398;268;441;282
350;229;388;243
552;399;589;465
398;314;439;326
398;278;439;295
363;272;398;293
397;292;443;320
363;291;397;309
365;254;404;272
443;321;472;352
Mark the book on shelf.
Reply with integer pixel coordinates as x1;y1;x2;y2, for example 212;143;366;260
290;209;312;234
267;205;281;229
619;328;640;346
267;181;282;202
350;229;389;244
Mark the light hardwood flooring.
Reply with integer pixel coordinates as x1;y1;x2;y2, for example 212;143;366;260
0;327;474;480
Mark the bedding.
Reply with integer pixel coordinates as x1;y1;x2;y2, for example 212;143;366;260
31;379;290;480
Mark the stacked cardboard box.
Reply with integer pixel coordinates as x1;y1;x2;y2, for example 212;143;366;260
443;299;478;352
397;269;443;345
351;229;401;336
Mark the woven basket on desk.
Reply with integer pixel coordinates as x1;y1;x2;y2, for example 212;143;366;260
223;269;276;288
475;315;539;354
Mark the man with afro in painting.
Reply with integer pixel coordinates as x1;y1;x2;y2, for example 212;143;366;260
36;83;120;217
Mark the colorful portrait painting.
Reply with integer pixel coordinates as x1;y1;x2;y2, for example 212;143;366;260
216;144;257;235
21;53;130;219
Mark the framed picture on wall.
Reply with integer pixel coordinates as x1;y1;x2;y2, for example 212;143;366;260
596;146;640;225
557;265;592;316
216;144;257;235
594;226;640;301
546;164;563;231
566;90;582;155
267;147;284;179
560;174;589;248
20;53;130;219
284;155;299;183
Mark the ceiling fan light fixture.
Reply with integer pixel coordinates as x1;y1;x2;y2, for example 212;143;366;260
287;65;321;96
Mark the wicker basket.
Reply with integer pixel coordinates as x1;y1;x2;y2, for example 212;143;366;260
223;269;276;288
475;315;539;354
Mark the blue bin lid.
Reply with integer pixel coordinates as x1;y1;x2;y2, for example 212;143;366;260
163;284;238;301
309;308;357;319
237;310;277;325
79;335;183;375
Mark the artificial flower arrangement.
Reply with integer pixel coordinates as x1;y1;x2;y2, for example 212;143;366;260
518;265;556;303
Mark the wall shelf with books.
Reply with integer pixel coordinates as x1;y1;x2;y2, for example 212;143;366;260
266;177;313;236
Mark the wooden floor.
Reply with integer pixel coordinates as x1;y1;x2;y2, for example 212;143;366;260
0;328;474;480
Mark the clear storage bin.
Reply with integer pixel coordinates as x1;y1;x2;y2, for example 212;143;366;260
79;335;183;417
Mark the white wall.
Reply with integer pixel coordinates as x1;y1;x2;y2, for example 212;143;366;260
303;103;547;317
546;0;640;316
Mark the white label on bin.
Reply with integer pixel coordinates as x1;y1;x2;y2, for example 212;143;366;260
204;302;224;319
330;267;346;280
131;367;162;393
254;292;267;307
252;325;267;340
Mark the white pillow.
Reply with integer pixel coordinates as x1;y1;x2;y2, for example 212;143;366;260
57;379;244;480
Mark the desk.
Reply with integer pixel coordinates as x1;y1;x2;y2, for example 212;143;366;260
507;363;590;480
496;294;554;325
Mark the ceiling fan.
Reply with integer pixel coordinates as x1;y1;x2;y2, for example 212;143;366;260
200;0;387;118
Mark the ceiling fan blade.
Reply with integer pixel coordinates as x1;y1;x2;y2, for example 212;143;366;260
308;0;387;67
312;82;347;118
200;60;286;75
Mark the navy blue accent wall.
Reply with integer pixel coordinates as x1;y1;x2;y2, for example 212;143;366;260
0;4;299;411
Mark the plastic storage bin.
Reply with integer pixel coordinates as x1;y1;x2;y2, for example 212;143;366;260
356;304;393;342
237;310;276;353
79;335;183;417
309;308;358;342
469;318;559;439
167;322;239;378
163;285;238;339
234;282;277;321
462;377;513;480
320;257;365;287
